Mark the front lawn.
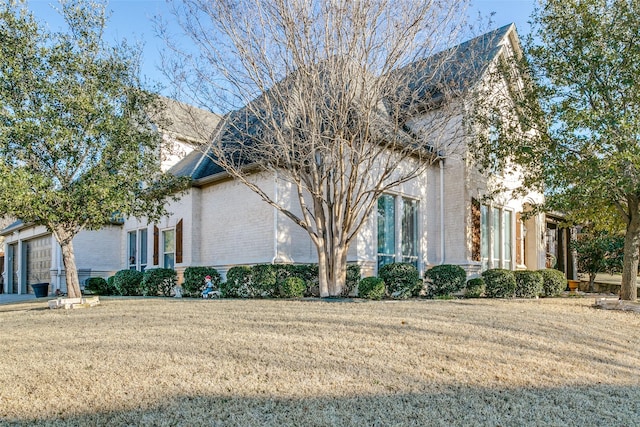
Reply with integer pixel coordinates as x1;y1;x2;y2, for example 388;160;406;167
0;297;638;426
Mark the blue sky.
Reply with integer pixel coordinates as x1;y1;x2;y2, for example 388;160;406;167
27;0;537;94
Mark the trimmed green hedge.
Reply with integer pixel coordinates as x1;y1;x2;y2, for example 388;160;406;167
539;269;566;297
251;264;277;297
113;269;144;296
482;269;516;298
424;264;467;298
358;277;386;300
515;270;543;298
280;277;305;298
84;277;111;295
141;268;177;297
465;277;485;298
223;266;254;298
379;263;421;299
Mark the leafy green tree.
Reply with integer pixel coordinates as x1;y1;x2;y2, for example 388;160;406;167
0;0;187;298
472;0;640;301
572;230;624;292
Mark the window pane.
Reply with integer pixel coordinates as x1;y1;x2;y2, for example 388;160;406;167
377;195;396;270
503;210;512;270
163;230;174;253
128;231;136;267
401;198;418;268
480;205;489;269
163;230;175;269
140;229;148;268
492;207;500;266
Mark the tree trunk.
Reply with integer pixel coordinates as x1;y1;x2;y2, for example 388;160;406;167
317;244;348;297
589;272;596;293
53;227;82;299
621;203;640;301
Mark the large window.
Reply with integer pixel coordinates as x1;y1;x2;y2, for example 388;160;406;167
401;198;418;267
480;205;489;270
377;195;396;269
479;204;513;270
503;210;513;269
128;229;148;271
377;194;419;270
163;229;175;269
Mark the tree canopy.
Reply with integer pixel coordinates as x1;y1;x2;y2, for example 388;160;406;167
472;0;640;300
0;0;187;297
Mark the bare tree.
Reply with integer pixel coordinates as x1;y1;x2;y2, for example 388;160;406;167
161;0;481;296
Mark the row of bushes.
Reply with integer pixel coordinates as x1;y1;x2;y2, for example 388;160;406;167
221;263;361;298
475;268;567;299
85;263;568;300
85;268;178;297
356;263;568;300
85;263;361;298
357;263;466;300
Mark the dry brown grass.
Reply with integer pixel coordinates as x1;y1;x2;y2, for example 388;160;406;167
0;297;639;426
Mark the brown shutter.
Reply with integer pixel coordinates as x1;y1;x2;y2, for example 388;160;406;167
516;212;522;265
153;225;159;266
176;219;183;264
471;198;481;261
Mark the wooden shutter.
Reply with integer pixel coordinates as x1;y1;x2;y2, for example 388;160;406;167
153;225;159;266
471;198;481;261
176;219;183;264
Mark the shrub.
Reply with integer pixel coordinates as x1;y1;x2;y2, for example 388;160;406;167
291;264;319;296
465;277;485;298
84;277;110;295
539;269;567;297
342;264;362;297
515;270;543;298
222;266;254;298
251;264;277;297
182;267;222;298
358;277;386;300
113;269;144;296
141;268;177;297
106;276;116;295
379;263;421;299
280;276;305;298
424;264;466;298
482;269;516;298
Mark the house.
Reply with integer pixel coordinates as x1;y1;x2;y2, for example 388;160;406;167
2;24;559;296
0;100;220;295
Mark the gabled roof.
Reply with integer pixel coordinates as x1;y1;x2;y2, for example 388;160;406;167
169;24;519;182
389;23;517;115
159;97;221;145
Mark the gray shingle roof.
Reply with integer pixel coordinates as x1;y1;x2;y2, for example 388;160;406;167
389;23;515;115
169;24;516;182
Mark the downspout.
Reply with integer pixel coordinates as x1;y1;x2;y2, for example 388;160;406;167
272;171;278;263
439;159;445;264
56;242;62;293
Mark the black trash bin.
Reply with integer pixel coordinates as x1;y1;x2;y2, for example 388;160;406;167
32;283;49;298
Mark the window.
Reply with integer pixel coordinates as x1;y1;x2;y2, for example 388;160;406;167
479;204;513;270
377;195;396;269
401;198;418;267
163;229;175;269
480;205;489;270
503;210;513;270
377;194;419;270
128;229;148;271
492;207;500;267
